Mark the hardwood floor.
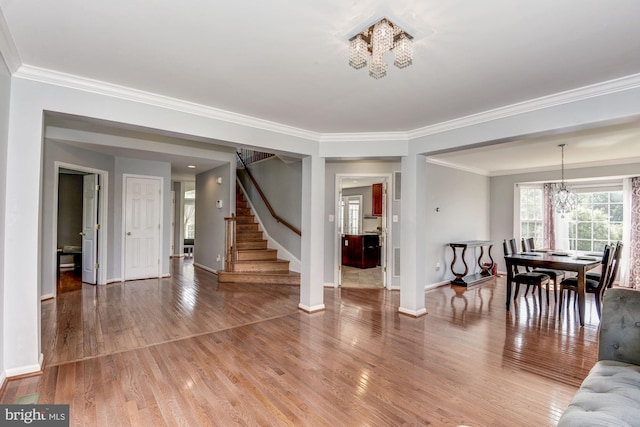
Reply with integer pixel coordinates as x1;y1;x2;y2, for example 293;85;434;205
1;260;601;426
57;267;83;294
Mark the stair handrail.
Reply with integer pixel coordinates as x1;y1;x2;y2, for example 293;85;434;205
236;151;301;236
224;214;236;272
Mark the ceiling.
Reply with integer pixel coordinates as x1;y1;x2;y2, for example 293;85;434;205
3;1;640;176
427;120;640;176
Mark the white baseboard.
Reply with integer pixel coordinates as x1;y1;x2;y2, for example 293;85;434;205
41;293;55;301
324;283;338;288
425;280;451;290
107;278;123;284
398;307;427;317
194;263;218;274
4;353;43;378
298;303;325;313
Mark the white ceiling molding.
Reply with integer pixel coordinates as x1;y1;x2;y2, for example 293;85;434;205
487;155;640;177
10;61;640;155
0;7;21;73
428;153;640;178
14;63;640;150
319;132;408;143
408;73;640;140
426;157;489;176
14;65;320;142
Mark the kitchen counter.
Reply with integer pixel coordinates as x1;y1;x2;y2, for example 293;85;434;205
342;234;380;269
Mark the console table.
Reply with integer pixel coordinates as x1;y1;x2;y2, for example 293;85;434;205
448;240;494;287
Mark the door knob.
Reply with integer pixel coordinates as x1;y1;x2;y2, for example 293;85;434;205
79;232;86;236
127;232;132;236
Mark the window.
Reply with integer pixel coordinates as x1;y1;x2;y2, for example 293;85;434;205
568;190;623;253
519;185;624;253
519;186;543;249
184;189;195;239
340;195;363;234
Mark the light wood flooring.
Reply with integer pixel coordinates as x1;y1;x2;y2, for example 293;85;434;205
1;259;601;426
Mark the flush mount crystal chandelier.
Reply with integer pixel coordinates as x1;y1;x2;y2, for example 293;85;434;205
552;144;577;218
348;18;413;79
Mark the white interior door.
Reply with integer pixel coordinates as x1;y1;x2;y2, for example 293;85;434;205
125;176;161;280
82;174;98;284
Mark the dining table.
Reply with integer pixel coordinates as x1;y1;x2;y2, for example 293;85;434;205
504;251;601;326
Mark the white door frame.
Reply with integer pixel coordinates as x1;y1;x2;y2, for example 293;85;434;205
334;173;393;289
52;162;109;293
81;173;99;284
121;174;163;281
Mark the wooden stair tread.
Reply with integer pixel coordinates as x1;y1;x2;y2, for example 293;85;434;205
225;182;297;284
217;271;300;285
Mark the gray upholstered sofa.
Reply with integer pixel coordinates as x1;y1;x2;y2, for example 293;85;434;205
558;287;640;426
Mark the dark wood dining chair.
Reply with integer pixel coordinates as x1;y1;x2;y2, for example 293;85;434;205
503;239;550;306
521;237;565;304
586;241;622;283
558;244;616;319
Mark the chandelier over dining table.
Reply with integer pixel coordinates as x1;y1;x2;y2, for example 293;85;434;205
552;143;577;218
348;18;414;79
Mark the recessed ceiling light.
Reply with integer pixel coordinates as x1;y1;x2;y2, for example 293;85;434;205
187;165;196;169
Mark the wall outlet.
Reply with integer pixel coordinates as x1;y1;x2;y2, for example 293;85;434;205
216;254;221;262
436;262;441;271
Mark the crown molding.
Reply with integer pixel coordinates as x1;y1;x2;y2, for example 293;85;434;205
13;65;321;142
0;8;21;73
426;157;489;176
428;154;640;178
409;73;640;140
320;131;408;143
10;64;640;149
487;155;640;177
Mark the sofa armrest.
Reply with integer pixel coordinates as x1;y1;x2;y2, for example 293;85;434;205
598;288;640;365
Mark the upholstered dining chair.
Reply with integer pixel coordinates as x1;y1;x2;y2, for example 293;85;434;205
503;239;550;307
521;237;565;304
558;244;616;319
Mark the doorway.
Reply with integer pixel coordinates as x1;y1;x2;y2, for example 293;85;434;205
123;174;163;280
54;163;108;295
336;174;391;289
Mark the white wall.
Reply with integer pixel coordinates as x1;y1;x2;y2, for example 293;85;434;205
2;76;318;377
2;58;640;378
425;162;491;286
0;56;11;385
324;160;401;287
172;181;185;256
195;163;231;271
237;156;302;259
41;140;115;295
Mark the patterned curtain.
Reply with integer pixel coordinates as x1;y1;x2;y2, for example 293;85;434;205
630;177;640;289
543;183;555;250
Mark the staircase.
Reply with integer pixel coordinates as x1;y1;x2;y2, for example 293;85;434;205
217;187;300;285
